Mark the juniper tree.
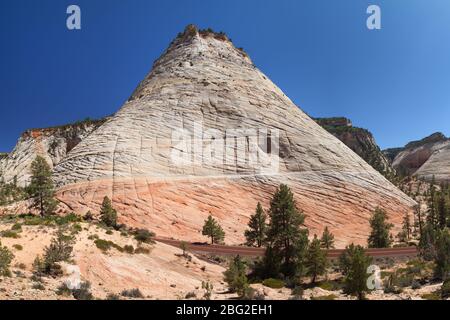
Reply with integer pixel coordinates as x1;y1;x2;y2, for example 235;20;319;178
264;184;309;278
305;235;328;284
320;226;335;250
27;156;58;217
368;207;393;248
202;215;225;244
34;228;75;276
338;244;372;300
99;196;118;228
245;202;267;247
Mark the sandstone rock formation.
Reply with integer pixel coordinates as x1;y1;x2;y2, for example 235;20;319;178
0;119;105;187
385;132;450;182
52;25;415;247
315;117;396;181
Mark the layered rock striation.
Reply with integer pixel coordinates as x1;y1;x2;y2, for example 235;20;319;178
315;117;396;181
386;132;450;182
51;26;415;246
0;119;105;187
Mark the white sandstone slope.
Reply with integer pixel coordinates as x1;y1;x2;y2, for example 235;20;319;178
52;25;415;247
0;120;105;187
389;132;450;182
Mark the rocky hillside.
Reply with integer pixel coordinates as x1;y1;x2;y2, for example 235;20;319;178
0;119;106;187
314;117;396;181
0;216;226;300
384;132;450;182
52;25;415;247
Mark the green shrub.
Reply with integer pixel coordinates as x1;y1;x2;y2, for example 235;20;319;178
135;247;150;255
56;213;81;225
241;287;265;300
32;283;45;290
421;292;441;300
311;294;337;300
57;281;93;300
23;216;46;226
411;280;421;290
16;262;26;269
1;230;20;238
262;278;285;289
121;288;144;298
185;291;196;299
0;242;14;276
88;234;98;240
11;223;22;231
94;239;112;251
12;244;23;251
442;279;450;299
291;286;304;300
83;211;94;221
106;293;120;300
124;245;134;254
56;283;72;296
72;281;94;300
72;223;82;234
94;239;123;253
133;229;155;244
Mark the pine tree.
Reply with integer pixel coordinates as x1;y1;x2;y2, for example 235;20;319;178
368;207;393;248
223;255;248;297
245;202;267;247
419;222;437;261
27;156;58;216
320;226;335;249
415;203;423;240
202;215;225;244
99;196;118;228
437;192;447;230
265;184;309;278
0;241;14;276
338;244;372;300
305;235;328;284
400;212;412;242
434;229;450;281
255;245;280;279
427;176;438;230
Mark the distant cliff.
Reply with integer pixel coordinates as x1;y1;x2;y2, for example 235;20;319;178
384;132;450;182
0;118;106;187
315;117;396;181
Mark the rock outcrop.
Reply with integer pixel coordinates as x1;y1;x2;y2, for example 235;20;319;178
385;132;450;182
315;117;396;181
52;25;415;247
0;119;105;187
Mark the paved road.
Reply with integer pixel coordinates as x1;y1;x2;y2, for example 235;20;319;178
155;237;418;258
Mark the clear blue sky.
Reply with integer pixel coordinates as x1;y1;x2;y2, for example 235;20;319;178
1;0;449;152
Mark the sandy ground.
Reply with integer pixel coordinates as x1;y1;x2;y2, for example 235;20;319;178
0;221;228;300
0;220;446;300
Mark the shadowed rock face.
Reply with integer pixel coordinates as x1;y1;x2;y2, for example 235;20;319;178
387;133;450;182
53;26;415;247
314;117;396;181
